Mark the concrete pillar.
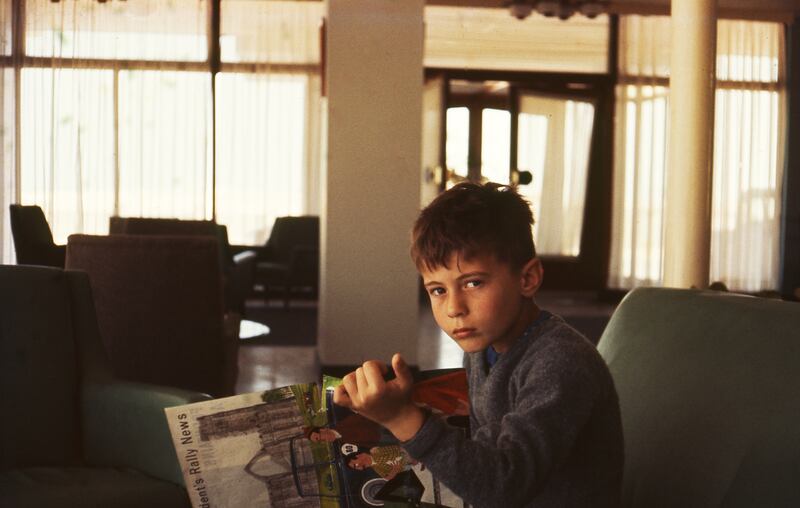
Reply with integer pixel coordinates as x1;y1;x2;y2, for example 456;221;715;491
663;0;717;289
319;0;423;371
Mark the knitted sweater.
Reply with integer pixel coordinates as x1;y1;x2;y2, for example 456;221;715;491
402;314;623;508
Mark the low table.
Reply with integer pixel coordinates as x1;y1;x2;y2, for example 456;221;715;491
239;319;270;340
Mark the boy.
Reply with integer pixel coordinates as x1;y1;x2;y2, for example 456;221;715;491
333;182;623;507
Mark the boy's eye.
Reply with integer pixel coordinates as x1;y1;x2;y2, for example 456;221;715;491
465;279;483;289
429;287;445;297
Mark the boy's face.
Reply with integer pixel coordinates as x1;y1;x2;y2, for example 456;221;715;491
309;428;338;443
348;453;373;470
421;252;542;354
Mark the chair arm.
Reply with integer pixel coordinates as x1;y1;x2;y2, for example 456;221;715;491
232;249;257;266
232;250;257;289
82;381;212;486
230;244;272;262
229;244;259;257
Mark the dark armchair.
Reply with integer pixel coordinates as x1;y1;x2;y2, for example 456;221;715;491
8;204;66;267
66;234;239;397
0;265;210;507
108;216;257;314
254;216;319;306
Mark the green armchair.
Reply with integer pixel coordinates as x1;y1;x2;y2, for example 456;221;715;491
597;287;800;508
0;265;211;507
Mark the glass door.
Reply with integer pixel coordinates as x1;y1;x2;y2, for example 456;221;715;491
438;73;613;290
444;79;511;188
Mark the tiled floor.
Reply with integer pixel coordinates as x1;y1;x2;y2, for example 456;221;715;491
236;290;618;393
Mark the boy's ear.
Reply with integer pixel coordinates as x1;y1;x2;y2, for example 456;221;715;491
519;257;544;297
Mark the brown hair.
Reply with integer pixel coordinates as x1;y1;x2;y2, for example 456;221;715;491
410;182;535;272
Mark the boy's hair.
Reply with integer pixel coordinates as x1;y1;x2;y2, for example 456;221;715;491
303;426;320;440
411;182;535;272
343;449;370;468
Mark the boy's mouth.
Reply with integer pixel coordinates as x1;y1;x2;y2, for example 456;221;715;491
452;327;476;339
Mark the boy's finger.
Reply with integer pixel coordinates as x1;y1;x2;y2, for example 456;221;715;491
355;367;368;393
363;361;387;388
392;353;413;388
342;373;360;404
333;385;351;407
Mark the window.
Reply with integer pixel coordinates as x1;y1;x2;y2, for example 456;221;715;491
0;0;323;262
610;16;785;291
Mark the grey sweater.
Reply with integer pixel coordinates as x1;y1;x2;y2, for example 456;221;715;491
402;314;623;508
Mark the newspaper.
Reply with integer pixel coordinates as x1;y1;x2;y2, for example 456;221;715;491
165;370;469;508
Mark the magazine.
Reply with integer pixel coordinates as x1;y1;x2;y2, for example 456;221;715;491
164;369;470;508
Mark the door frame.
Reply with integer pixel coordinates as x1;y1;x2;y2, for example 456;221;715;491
426;62;617;290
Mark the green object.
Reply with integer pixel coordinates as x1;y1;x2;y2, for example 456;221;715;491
597;287;800;508
0;266;211;507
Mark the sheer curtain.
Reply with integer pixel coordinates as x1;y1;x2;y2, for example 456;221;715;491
25;0;209;242
2;0;209;255
518;97;595;257
216;0;323;245
0;0;14;262
711;20;785;291
609;16;785;292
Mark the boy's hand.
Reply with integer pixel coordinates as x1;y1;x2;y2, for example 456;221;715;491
333;353;426;442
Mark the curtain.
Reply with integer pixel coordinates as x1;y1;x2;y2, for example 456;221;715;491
711;20;785;291
0;0;323;263
0;0;13;262
609;16;785;292
3;0;209;254
216;0;323;245
517;95;595;257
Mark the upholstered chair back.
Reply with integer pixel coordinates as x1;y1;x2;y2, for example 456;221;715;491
598;288;800;508
8;204;65;267
0;266;92;467
65;234;236;397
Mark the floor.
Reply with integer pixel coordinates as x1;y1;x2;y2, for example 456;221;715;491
235;290;618;394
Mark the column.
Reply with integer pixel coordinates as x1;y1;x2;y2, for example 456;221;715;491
319;0;424;372
663;0;717;288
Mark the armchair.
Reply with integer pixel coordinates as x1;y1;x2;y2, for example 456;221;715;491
597;288;800;507
8;204;66;267
108;216;256;314
255;215;319;306
0;265;210;508
66;234;239;397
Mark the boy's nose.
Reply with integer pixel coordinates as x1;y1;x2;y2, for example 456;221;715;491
446;294;467;318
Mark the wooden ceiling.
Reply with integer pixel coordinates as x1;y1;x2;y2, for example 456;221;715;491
426;0;800;21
